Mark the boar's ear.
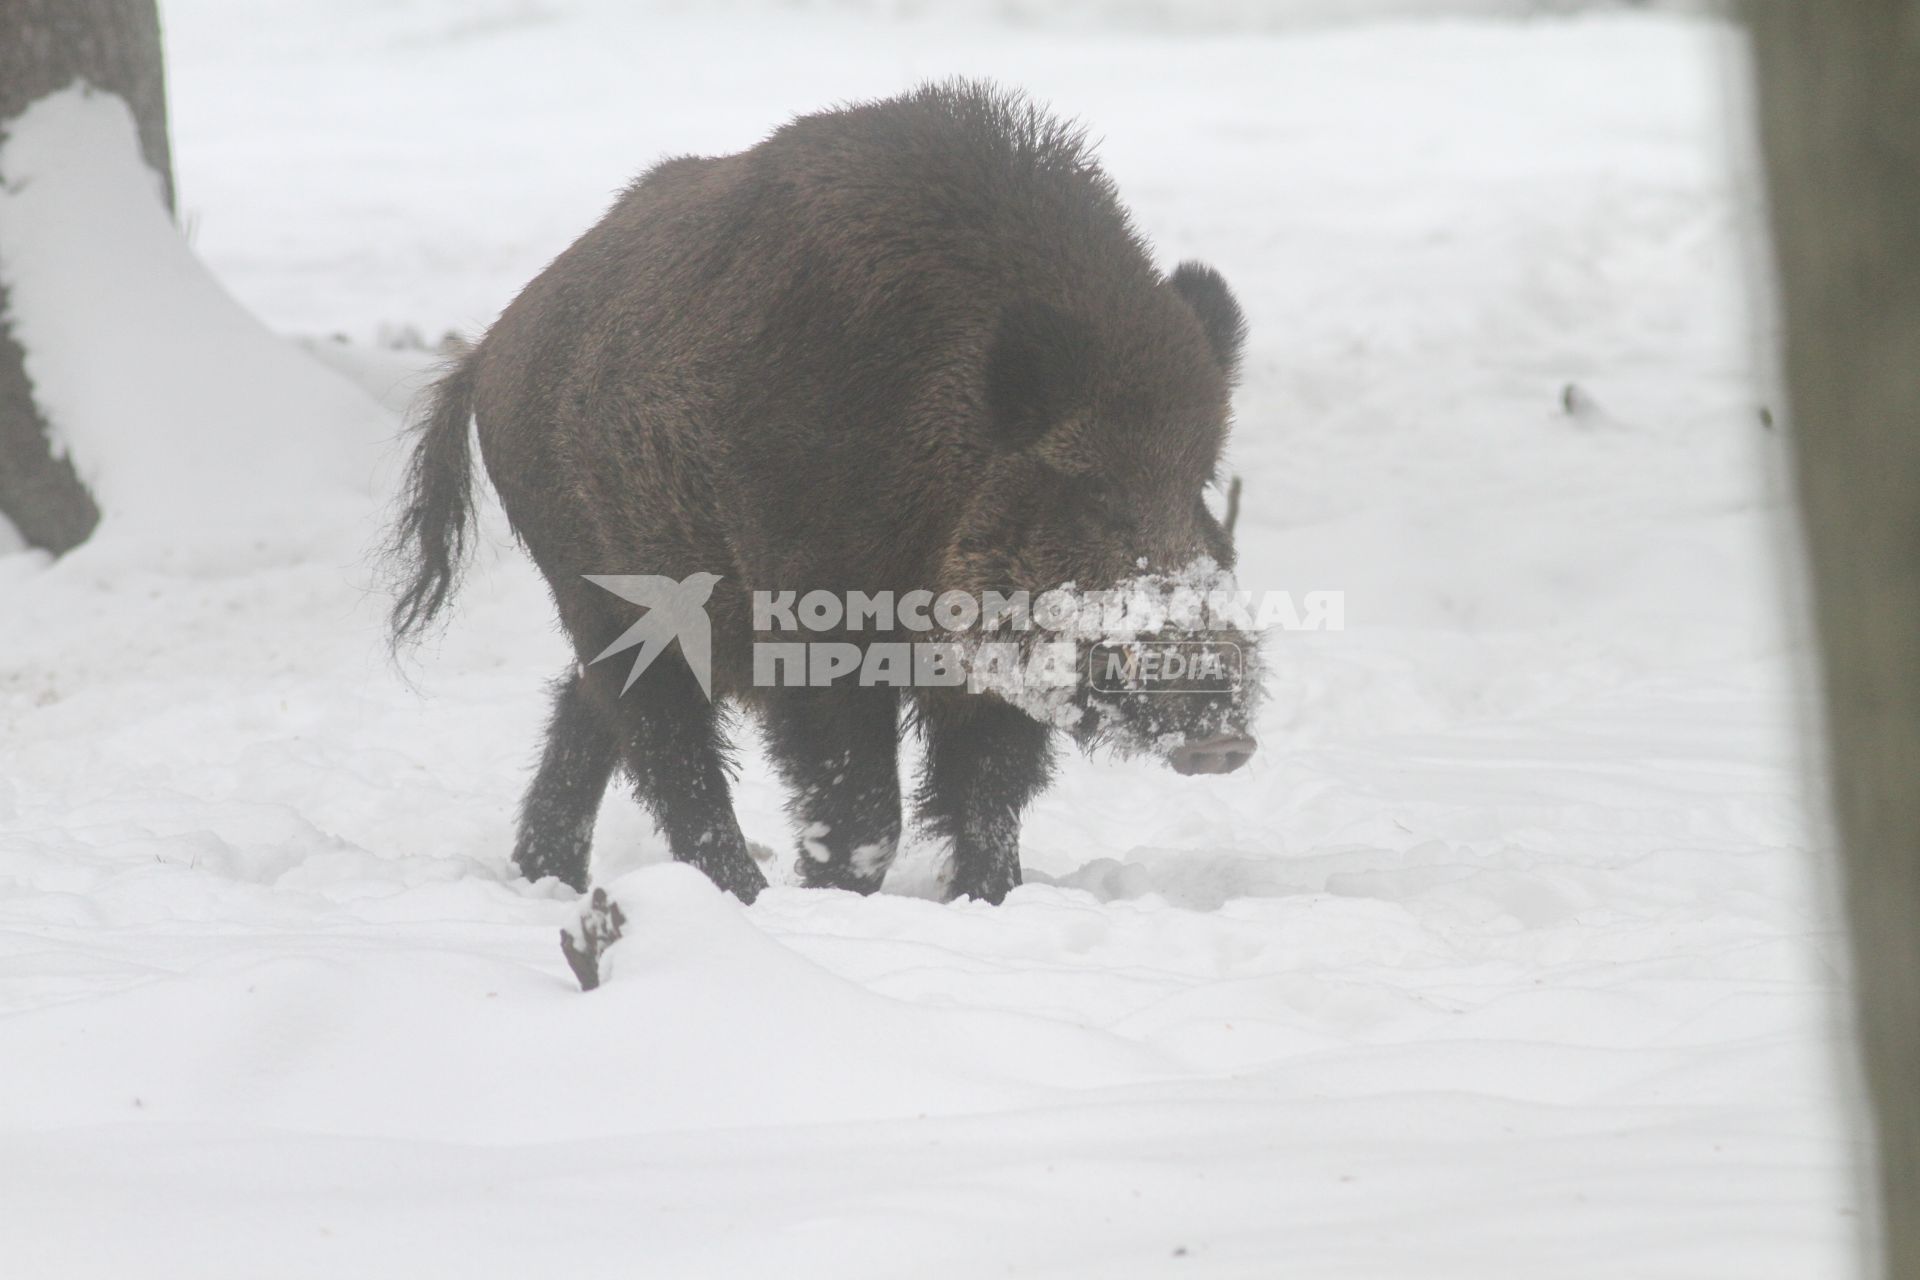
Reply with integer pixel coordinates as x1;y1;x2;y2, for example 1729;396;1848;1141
985;300;1097;446
1169;260;1248;383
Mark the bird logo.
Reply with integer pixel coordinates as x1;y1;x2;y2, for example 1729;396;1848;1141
581;572;721;699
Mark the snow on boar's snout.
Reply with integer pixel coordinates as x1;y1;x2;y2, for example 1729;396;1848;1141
1065;568;1264;773
1090;638;1260;773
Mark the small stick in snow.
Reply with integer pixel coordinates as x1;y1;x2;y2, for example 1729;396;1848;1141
560;887;627;991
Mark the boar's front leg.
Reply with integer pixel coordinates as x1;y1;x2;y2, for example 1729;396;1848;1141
764;687;903;893
916;698;1056;904
604;654;769;904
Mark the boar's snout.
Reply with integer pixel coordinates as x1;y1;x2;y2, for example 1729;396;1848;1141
1169;734;1256;775
1168;733;1257;776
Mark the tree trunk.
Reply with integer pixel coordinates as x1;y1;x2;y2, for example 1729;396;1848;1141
1748;3;1920;1277
0;0;173;554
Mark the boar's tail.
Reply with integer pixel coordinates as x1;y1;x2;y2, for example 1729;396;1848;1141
385;348;479;652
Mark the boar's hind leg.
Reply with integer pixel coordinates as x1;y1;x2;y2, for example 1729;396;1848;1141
916;700;1056;905
764;688;903;893
512;668;619;891
607;655;769;905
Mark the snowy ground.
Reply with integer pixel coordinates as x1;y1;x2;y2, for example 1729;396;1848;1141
0;3;1862;1277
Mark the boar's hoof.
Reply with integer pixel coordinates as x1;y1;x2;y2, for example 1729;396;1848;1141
560;887;627;992
1169;734;1257;776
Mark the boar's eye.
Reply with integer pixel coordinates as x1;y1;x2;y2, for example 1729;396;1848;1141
1059;473;1140;540
984;299;1097;447
1098;501;1141;539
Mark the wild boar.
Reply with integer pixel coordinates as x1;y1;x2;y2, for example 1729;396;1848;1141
387;80;1259;906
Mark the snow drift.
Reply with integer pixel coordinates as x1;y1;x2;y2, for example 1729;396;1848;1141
0;85;389;570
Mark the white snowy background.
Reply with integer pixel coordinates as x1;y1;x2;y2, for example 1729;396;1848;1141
0;1;1862;1276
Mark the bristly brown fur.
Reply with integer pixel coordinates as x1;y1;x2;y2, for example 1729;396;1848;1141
383;80;1257;904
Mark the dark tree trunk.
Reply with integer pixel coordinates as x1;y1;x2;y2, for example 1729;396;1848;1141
1749;3;1920;1276
0;0;173;553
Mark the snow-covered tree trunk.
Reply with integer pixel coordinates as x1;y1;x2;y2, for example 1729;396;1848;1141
0;0;172;554
1750;3;1920;1277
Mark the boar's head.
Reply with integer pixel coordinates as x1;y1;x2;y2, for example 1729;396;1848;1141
941;260;1261;773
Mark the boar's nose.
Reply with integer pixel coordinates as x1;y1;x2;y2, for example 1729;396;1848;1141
1169;734;1257;776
